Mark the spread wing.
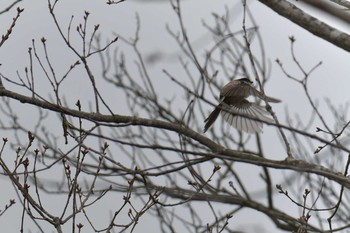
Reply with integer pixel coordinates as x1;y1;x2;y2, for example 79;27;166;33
249;88;281;103
221;80;281;103
220;80;252;98
221;100;274;133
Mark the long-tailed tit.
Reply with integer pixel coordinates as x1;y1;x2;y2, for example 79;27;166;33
204;78;280;133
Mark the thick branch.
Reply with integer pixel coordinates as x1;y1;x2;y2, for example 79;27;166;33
163;187;321;232
258;0;350;52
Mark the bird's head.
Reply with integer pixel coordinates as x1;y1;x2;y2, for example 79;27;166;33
237;77;253;85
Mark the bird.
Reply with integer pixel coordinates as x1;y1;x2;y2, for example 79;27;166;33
203;77;280;133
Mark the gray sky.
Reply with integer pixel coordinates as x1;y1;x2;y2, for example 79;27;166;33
1;0;350;232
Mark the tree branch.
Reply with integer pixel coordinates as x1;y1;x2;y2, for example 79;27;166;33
1;87;350;189
258;0;350;52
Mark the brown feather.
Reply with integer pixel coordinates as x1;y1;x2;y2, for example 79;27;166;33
203;106;221;133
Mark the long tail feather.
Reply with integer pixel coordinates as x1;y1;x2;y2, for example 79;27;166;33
204;107;221;133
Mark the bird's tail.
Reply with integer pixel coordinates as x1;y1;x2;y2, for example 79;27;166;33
204;106;221;133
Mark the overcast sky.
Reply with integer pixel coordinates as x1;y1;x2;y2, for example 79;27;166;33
1;0;350;232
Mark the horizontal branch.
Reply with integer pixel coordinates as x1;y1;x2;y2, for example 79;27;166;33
163;186;321;232
0;88;349;188
258;0;350;52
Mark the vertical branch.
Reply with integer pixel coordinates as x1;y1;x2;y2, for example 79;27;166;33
242;0;292;158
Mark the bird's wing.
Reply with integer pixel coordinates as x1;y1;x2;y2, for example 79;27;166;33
220;81;252;98
221;100;274;133
221;81;281;103
248;87;281;103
